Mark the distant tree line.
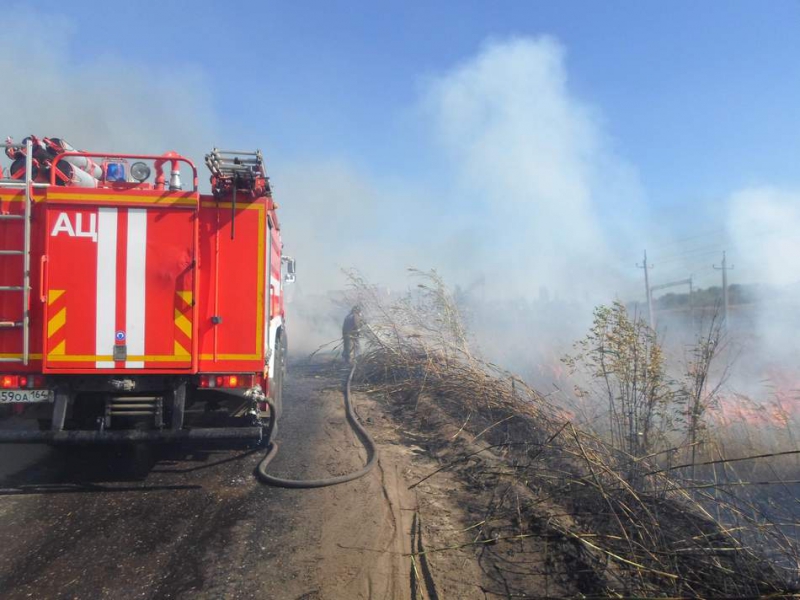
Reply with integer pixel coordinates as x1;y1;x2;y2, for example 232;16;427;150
658;284;758;309
627;283;760;314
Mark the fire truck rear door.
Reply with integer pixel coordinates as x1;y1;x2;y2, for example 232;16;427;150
43;204;196;371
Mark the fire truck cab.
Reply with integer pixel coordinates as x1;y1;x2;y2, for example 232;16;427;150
0;137;291;444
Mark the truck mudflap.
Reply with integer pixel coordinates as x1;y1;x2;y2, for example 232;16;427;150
0;426;263;444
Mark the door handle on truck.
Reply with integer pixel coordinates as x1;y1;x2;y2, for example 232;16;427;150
39;255;48;302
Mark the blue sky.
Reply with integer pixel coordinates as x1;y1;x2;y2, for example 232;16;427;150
27;1;800;191
6;1;800;294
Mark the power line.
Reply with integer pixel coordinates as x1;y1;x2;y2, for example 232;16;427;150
653;227;788;264
638;225;791;268
656;248;722;264
648;229;797;264
649;227;726;251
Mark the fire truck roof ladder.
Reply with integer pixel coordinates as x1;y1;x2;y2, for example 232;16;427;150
205;148;269;239
0;138;44;365
205;149;269;194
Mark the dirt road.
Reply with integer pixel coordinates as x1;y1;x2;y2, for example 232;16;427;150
0;362;428;600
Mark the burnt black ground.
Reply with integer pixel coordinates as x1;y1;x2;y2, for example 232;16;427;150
0;362;354;600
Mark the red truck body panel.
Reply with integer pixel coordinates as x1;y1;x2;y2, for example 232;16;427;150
0;186;283;380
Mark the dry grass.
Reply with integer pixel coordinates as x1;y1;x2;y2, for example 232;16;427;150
347;269;799;598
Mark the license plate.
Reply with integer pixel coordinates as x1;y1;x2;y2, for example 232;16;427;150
0;389;52;403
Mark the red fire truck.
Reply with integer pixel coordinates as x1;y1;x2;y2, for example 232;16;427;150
0;137;294;443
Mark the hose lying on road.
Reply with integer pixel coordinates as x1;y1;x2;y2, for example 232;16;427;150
256;363;377;488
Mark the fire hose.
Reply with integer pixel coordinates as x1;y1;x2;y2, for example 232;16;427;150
255;363;378;487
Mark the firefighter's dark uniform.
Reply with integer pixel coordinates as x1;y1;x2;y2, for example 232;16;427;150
342;307;363;365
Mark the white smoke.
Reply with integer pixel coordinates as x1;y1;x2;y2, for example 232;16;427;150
0;8;218;170
276;159;432;293
399;36;649;376
725;187;800;378
727;187;800;287
278;37;649;354
422;36;645;302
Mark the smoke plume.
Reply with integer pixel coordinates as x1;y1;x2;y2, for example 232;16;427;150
422;36;644;300
281;37;648;356
0;9;218;169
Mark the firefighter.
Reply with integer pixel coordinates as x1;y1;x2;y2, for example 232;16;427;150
342;305;363;365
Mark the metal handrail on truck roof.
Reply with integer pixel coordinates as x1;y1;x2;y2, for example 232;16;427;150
49;151;199;192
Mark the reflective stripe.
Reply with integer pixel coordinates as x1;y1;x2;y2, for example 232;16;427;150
125;209;147;368
95;208;117;368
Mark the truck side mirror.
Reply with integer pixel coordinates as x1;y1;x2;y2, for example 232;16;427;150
283;257;296;283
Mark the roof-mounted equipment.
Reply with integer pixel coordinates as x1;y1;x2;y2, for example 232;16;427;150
205;148;270;199
205;148;271;239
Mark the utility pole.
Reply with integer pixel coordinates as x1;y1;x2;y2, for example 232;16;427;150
636;250;655;328
713;251;734;324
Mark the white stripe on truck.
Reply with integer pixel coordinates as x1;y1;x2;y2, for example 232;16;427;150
125;209;147;369
95;207;117;368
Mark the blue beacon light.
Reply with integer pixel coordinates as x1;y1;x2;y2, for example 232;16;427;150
106;163;126;182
